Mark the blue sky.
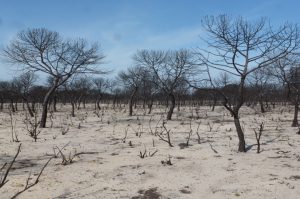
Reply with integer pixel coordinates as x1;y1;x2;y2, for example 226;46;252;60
0;0;299;80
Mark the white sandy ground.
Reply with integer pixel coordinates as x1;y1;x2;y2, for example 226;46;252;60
0;104;300;199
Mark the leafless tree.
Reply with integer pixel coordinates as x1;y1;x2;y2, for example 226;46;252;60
134;49;195;120
3;28;105;127
271;55;300;127
92;77;109;110
197;15;299;152
118;65;147;116
248;67;273;113
62;76;91;117
0;81;13;111
13;72;37;117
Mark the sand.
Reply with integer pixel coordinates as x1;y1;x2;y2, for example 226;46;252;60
0;104;300;199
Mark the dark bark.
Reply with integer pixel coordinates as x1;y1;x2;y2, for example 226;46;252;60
292;93;299;127
211;94;217;111
40;82;58;128
14;101;18;112
129;86;138;116
222;76;246;152
0;98;3;111
25;100;34;117
167;93;176;120
31;101;36;113
10;99;15;112
233;114;246;152
259;96;265;113
96;94;102;110
71;101;75;117
148;98;153;114
53;95;57;112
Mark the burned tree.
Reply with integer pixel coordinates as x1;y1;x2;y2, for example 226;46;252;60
13;72;37;117
118;66;146;116
249;67;273;113
272;56;300;127
3;28;105;127
92;77;109;110
134;49;195;120
197;15;299;152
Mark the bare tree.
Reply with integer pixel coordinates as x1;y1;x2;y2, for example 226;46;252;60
92;77;109;110
62;76;91;117
134;49;195;120
271;55;300;127
118;66;147;116
0;81;13;111
3;28;105;127
248;67;273;113
197;15;299;152
13;71;37;117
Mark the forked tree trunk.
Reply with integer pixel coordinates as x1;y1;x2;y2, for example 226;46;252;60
223;76;246;152
292;93;299;127
40;84;58;128
167;93;176;120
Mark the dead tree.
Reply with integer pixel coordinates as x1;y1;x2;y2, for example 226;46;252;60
249;68;274;113
272;56;300;127
254;122;264;153
118;66;146;116
134;49;195;120
197;15;299;152
13;72;37;117
92;77;109;110
3;28;106;127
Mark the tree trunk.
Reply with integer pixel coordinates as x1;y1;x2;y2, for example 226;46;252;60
14;101;18;111
31;101;36;113
96;95;102;110
26;100;34;117
0;99;3;111
113;95;117;109
129;87;138;116
40;84;58;128
53;95;57;112
292;93;299;127
83;98;86;109
71;101;75;117
259;96;265;113
148;98;153;114
211;95;217;111
167;93;176;120
233;114;246;152
10;99;15;112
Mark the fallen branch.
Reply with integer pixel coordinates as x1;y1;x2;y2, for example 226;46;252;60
11;157;52;199
0;144;21;188
208;142;218;154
